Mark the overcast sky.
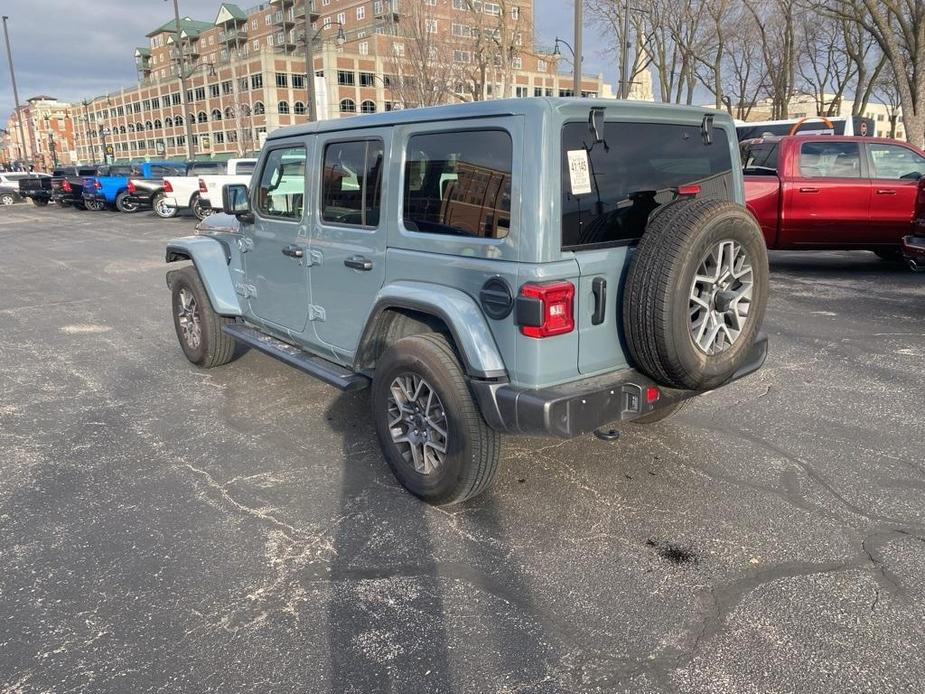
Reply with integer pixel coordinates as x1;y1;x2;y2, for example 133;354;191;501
0;0;612;119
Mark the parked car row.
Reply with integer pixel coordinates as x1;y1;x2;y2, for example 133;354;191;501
14;158;257;220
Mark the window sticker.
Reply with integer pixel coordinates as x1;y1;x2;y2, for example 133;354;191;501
567;149;592;195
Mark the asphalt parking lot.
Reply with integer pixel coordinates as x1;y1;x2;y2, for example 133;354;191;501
1;203;924;693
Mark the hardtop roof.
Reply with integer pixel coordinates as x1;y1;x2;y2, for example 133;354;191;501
267;97;730;141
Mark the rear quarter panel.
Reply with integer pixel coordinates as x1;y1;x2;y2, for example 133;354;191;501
744;175;782;246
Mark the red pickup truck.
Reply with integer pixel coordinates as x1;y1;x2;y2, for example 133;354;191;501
742;135;925;259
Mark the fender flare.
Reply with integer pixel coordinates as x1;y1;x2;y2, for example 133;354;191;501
165;235;241;316
356;281;508;380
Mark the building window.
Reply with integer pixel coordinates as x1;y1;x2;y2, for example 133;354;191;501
537;60;546;72
253;39;259;50
452;0;466;9
373;0;383;14
454;50;471;63
339;98;356;113
251;73;263;89
534;87;543;97
195;87;206;100
361;100;376;114
512;5;520;19
294;101;306;115
358;41;368;55
278;101;290;114
174;115;184;126
211;108;222;120
360;72;375;87
172;93;181;105
195;111;206;123
512;56;522;70
426;19;437;33
515;86;528;97
292;73;305;88
145;120;153;129
224;106;235;119
276;72;288;88
210;84;220;97
337;70;356;86
153;119;162;129
253;101;266;115
214;131;225;144
336;11;346;24
265;14;272;25
165;116;173;127
392;43;404;57
356;6;365;19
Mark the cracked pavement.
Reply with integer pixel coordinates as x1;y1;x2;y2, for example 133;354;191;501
1;205;924;693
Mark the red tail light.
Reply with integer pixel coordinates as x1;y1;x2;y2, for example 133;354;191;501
677;184;701;196
198;178;207;193
518;281;575;338
62;180;72;192
163;179;173;193
94;180;102;190
127;180;136;193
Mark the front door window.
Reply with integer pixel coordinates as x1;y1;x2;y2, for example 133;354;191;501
256;146;307;219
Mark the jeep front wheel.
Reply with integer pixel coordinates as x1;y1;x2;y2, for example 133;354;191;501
170;267;236;368
372;334;501;505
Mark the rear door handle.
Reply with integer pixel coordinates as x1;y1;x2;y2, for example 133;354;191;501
591;277;607;325
876;189;897;195
281;244;304;258
344;256;373;271
799;187;819;193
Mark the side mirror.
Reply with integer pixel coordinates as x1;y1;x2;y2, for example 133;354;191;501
223;183;252;221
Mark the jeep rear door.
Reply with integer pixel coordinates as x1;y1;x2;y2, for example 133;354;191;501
308;129;389;356
241;140;312;335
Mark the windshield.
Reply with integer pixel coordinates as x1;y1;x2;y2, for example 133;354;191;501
561;121;733;250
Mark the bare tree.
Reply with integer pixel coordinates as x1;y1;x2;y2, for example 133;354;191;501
797;13;857;116
586;0;654;98
873;64;903;138
723;18;769;119
744;0;800;119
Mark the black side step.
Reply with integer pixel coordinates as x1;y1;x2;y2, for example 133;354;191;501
222;324;369;392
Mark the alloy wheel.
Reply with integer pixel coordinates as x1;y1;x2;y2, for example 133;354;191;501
177;288;202;350
387;373;448;475
688;240;753;355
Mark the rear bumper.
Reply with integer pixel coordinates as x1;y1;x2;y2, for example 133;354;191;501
125;193;153;208
82;192;106;204
472;333;768;438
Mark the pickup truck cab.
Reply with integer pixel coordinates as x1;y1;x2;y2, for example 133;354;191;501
162;160;233;220
165;98;769;505
743;135;925;258
83;161;178;212
195;158;257;213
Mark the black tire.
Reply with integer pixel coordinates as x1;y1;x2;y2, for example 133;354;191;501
170;266;236;368
623;199;769;391
85;199;104;211
191;193;211;221
874;248;902;261
116;191;139;213
0;193;15;206
631;400;687;425
152;192;178;219
32;198;49;207
372;333;501;505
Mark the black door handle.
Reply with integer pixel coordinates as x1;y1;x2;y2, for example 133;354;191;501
591;277;607;325
281;245;304;258
344;256;373;271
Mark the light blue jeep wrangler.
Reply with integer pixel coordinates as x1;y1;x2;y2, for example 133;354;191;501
165;98;769;505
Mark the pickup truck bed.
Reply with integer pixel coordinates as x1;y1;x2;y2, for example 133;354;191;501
18;175;52;206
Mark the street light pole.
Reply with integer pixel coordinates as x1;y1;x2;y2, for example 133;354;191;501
1;16;28;166
304;0;317;122
573;0;582;96
169;0;196;159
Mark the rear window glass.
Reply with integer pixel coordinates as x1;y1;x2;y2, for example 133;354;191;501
741;142;779;175
190;162;225;175
403;129;512;239
236;161;256;175
561;122;733;250
78;168;99;176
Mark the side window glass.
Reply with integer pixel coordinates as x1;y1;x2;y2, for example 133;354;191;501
403;129;512;238
237;161;256;175
799;142;861;179
869;144;925;180
256;146;306;220
321;140;384;227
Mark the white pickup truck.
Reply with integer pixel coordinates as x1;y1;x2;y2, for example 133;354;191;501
161;158;257;220
197;160;258;216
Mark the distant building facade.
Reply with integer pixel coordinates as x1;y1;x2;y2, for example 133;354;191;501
68;0;609;163
3;96;77;169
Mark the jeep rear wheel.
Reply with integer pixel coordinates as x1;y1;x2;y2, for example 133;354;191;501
372;334;501;505
170;267;236;368
153;193;178;219
623;199;769;391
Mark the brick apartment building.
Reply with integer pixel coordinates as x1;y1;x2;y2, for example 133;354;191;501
2;96;77;169
70;0;608;163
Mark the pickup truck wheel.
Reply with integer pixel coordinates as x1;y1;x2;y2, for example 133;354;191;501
153;193;178;219
0;193;14;205
191;193;211;221
32;198;48;207
170;267;235;368
116;191;139;213
372;333;501;506
623;199;769;391
85;199;104;211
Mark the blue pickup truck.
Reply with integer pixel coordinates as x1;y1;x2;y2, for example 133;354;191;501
83;162;178;212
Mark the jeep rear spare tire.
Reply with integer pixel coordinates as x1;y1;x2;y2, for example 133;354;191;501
623;199;768;391
372;333;501;505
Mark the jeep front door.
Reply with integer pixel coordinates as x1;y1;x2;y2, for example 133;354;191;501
243;142;311;334
309;134;387;356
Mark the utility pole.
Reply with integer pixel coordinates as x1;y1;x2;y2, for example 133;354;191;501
1;16;28;166
169;0;196;159
620;0;630;99
573;0;582;96
304;0;317;121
